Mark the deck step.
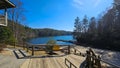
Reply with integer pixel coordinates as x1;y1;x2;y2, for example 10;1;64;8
18;50;30;57
13;50;30;59
13;50;23;59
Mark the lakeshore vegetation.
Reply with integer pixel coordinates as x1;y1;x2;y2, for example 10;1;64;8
0;20;72;45
73;4;120;51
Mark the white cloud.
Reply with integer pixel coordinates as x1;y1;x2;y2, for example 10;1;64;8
73;0;83;6
72;0;83;9
94;0;101;8
71;0;101;10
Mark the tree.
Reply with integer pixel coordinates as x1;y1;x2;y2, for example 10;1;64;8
0;26;16;45
83;15;88;33
73;17;82;39
8;0;26;44
73;3;120;51
113;4;120;37
88;17;97;36
97;19;103;37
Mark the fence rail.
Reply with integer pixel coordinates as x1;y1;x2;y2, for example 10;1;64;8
65;58;77;68
25;42;72;55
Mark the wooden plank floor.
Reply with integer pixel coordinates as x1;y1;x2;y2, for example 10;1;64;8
20;54;85;68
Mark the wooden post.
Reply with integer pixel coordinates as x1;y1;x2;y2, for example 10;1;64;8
27;45;28;52
32;46;34;56
65;58;66;65
5;8;7;26
93;56;96;68
89;48;99;68
70;63;72;68
86;50;92;68
68;46;70;54
97;55;101;68
23;42;26;50
74;49;76;54
23;41;24;49
14;42;15;48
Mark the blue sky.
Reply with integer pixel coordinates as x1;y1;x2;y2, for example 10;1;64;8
22;0;113;31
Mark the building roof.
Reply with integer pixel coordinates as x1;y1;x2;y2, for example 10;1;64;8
0;0;15;9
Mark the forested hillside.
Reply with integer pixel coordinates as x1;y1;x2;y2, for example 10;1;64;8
0;19;72;45
73;4;120;51
35;28;71;37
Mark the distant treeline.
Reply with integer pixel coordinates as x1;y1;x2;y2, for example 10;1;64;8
73;4;120;51
0;19;72;45
35;28;71;37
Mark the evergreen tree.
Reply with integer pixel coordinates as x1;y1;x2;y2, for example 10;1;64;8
0;26;16;45
88;17;97;36
73;17;82;39
83;15;88;33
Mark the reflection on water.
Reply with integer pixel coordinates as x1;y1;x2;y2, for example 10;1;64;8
28;35;74;45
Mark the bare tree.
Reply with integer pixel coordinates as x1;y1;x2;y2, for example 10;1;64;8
8;0;26;44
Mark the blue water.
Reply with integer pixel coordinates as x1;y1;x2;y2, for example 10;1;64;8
28;35;74;45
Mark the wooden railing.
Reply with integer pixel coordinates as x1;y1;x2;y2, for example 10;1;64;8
65;58;77;68
25;43;72;56
24;43;120;68
73;46;120;68
73;47;86;57
85;48;101;68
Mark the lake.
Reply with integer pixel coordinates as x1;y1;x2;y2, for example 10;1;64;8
28;35;74;45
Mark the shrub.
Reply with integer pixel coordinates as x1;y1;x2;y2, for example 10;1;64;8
46;39;56;55
0;26;16;45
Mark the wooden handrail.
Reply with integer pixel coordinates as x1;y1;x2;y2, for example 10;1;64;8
25;42;72;46
65;58;77;68
73;47;120;68
72;47;86;57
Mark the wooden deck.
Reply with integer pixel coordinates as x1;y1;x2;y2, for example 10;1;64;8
19;45;86;68
20;54;85;68
1;45;119;68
